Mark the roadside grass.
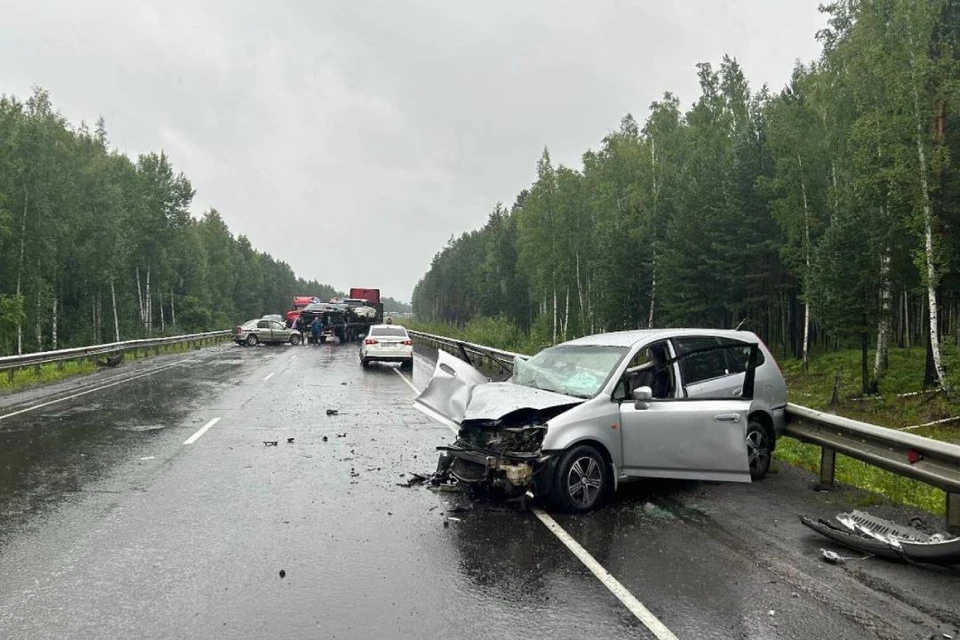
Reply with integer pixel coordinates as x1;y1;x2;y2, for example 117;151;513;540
772;438;946;515
0;338;227;393
406;318;960;516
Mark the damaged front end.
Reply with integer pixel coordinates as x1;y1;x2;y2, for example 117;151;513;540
415;350;582;498
437;415;550;497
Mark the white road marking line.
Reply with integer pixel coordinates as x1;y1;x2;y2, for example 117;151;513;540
0;360;192;422
393;368;420;395
139;456;155;461
290;354;298;360
263;372;275;381
398;369;678;639
532;509;678;640
183;417;221;445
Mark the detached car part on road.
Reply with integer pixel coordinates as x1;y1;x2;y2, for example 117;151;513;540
233;318;302;346
415;329;788;512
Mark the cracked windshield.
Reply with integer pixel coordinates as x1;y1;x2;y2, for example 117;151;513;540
1;1;959;639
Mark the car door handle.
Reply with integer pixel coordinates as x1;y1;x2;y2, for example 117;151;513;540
713;413;741;423
731;388;742;397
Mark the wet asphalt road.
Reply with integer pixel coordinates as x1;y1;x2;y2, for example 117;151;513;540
0;341;958;639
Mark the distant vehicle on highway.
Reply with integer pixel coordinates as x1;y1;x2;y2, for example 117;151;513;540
416;328;787;512
233;318;302;346
360;324;413;369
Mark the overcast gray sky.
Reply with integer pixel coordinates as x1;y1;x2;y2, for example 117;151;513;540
1;1;826;302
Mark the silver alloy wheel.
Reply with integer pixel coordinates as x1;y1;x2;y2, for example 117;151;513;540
567;456;603;508
746;428;770;476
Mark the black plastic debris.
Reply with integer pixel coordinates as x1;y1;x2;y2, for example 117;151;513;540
397;473;428;488
263;441;278;447
322;436;328;442
279;569;286;578
800;510;960;566
287;438;295;444
326;409;339;416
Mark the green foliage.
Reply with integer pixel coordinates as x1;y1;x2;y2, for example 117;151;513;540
412;1;960;393
0;89;344;355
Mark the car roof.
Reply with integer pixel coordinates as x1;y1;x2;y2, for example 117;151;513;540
370;324;406;330
559;328;760;348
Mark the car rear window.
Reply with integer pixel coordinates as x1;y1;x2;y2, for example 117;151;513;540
717;337;766;372
371;326;407;337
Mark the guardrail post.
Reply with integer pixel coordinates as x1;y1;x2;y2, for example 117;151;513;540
948;492;960;534
7;368;14;383
819;447;837;487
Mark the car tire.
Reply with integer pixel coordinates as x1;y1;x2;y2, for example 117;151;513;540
550;444;609;513
401;358;413;370
246;334;259;347
361;358;370;368
289;334;301;346
746;420;772;480
320;336;327;344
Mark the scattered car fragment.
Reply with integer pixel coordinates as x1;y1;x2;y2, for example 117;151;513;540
800;510;960;566
415;328;788;511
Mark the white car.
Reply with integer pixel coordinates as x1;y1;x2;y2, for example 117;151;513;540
360;324;414;369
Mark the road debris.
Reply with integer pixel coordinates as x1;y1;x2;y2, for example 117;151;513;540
397;473;429;488
322;436;328;442
326;409;339;416
263;441;278;447
279;569;286;578
800;510;960;566
286;437;295;444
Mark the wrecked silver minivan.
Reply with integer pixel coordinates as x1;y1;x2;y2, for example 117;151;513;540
415;329;788;512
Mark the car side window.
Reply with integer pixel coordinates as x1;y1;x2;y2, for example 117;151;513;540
256;320;269;329
673;336;729;385
614;341;673;400
271;321;285;330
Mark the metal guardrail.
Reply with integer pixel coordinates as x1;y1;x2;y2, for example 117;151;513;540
408;329;960;531
0;330;230;381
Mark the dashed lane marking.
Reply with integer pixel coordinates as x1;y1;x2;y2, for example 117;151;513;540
397;356;679;640
263;372;275;381
183;417;221;445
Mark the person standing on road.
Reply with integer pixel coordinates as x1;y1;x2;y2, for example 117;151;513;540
310;317;321;345
294;315;305;345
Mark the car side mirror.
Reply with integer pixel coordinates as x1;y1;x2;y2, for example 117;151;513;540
632;386;653;410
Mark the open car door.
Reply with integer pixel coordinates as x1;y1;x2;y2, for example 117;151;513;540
618;343;761;483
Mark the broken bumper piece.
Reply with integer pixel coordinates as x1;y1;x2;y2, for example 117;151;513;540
800;510;960;566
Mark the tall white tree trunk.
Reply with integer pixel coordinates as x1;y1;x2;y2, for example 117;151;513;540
51;296;58;351
15;188;28;355
552;288;557;343
35;291;42;351
798;152;812;373
874;249;891;384
906;25;948;389
575;252;585;333
562;288;570;340
136;267;144;328
647;258;657;329
909;52;948;390
170;288;176;329
111;278;120;343
145;267;152;335
159;292;165;333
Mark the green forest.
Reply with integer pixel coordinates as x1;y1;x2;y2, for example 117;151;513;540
412;0;960;394
0;88;411;356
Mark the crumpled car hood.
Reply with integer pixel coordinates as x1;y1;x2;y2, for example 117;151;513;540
415;350;581;427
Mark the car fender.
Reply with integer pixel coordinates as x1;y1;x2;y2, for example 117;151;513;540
542;402;623;468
